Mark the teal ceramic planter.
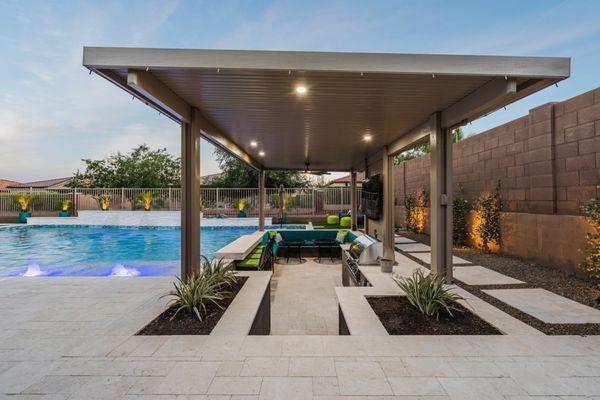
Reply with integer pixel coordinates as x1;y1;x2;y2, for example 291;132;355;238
59;211;70;217
237;211;247;218
18;211;31;223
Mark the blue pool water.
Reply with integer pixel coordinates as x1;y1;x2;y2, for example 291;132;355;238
0;225;265;277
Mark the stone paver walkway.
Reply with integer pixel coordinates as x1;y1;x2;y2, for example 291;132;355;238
453;265;524;285
396;242;431;252
396;234;600;327
271;259;341;335
485;288;600;324
408;251;472;266
1;278;600;398
395;234;416;244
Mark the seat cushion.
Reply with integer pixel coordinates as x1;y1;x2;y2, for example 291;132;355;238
237;258;260;268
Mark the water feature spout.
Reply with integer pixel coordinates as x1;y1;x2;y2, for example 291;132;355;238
109;263;141;277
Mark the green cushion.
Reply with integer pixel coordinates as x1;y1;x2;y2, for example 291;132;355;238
340;216;352;228
326;215;339;225
237;258;260;268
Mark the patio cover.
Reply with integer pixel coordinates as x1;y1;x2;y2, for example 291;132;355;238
82;47;570;279
83;47;569;172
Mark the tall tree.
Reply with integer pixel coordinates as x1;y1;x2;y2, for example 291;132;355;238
207;148;311;188
394;128;465;163
68;145;181;188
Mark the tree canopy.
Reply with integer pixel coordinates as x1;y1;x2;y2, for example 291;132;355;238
394;128;465;163
68;145;181;188
207;148;311;188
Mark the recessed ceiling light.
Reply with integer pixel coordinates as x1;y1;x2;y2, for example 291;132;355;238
258;150;265;157
250;141;258;147
295;85;307;95
363;133;373;142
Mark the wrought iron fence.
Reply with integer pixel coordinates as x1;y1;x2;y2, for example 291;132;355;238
0;187;362;217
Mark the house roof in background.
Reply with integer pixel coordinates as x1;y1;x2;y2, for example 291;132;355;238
201;172;223;184
0;179;20;189
328;172;365;184
7;177;71;189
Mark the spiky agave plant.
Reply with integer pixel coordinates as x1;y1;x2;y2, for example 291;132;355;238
200;256;237;288
163;272;226;321
13;193;33;212
162;258;237;321
61;199;73;212
137;192;156;211
392;270;464;319
95;194;111;211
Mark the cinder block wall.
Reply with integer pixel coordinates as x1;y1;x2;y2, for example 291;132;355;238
394;87;600;273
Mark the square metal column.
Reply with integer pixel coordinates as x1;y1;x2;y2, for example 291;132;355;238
350;171;357;231
382;147;395;261
430;113;453;282
181;108;201;281
258;170;265;231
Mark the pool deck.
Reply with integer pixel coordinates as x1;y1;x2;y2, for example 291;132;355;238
1;276;600;398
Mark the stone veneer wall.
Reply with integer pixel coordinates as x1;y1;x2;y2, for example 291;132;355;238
393;87;600;273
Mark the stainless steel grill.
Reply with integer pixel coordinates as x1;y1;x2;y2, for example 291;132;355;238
347;234;383;265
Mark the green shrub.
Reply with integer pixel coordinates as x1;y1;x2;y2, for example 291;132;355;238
404;188;428;233
392;270;464;319
474;181;502;252
582;197;600;283
453;189;470;246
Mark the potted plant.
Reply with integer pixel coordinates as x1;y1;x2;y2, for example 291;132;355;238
237;199;247;218
137;191;156;211
59;199;73;217
13;193;33;223
95;194;111;211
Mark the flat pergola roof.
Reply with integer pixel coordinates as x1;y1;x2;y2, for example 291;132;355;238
83;47;570;171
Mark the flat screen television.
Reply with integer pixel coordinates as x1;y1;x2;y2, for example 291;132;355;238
361;174;382;220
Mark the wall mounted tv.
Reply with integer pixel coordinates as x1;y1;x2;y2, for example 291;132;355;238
361;174;382;220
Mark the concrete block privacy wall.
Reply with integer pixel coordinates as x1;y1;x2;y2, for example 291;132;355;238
392;87;600;273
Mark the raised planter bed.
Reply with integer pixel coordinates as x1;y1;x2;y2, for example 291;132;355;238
367;296;501;335
138;277;248;335
137;270;271;336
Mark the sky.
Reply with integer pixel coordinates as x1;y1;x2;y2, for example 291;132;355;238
1;0;600;183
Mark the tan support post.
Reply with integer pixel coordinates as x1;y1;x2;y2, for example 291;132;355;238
258;170;265;231
430;112;453;282
382;147;395;261
364;158;369;233
350;170;357;230
181;108;201;282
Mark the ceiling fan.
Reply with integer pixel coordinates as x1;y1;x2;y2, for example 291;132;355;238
303;161;330;176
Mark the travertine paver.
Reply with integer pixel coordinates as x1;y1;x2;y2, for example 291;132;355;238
453;265;524;285
484;288;600;324
409;251;472;265
396;242;431;252
271;259;341;335
395;235;416;244
1;277;600;398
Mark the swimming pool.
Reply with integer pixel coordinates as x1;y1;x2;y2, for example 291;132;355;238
0;225;274;277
